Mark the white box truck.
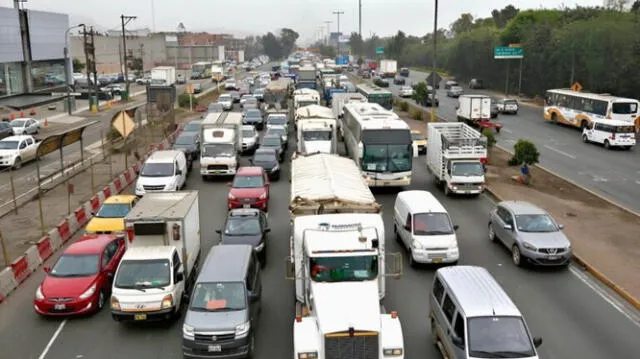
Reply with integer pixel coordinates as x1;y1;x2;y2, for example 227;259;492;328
379;59;397;78
288;152;404;359
200;112;243;178
294;106;337;154
456;94;491;123
111;191;200;322
150;66;176;86
426;122;488;196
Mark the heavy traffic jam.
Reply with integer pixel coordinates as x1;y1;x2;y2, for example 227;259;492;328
32;52;620;359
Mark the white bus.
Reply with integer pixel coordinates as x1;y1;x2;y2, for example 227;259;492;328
356;83;393;110
190;61;212;79
544;89;640;131
342;102;412;187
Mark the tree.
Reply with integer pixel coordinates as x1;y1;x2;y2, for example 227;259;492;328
72;58;85;72
260;32;282;59
348;32;364;58
317;44;336;58
279;28;299;56
632;0;640;12
491;5;520;28
604;0;630;11
387;30;407;60
450;13;475;35
128;57;143;72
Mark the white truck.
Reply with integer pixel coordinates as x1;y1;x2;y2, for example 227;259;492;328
456;94;491;124
288;153;404;359
379;59;397;78
200;111;243;178
150;66;176;86
111;191;200;322
293;93;321;110
211;64;225;82
331;92;367;119
295;106;337;154
426;122;488;196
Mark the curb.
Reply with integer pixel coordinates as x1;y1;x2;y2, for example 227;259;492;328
0;128;180;304
483;186;640;310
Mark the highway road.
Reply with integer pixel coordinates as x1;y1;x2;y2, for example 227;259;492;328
0;106;639;358
385;69;640;213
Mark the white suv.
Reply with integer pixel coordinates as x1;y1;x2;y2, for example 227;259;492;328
582;119;636;150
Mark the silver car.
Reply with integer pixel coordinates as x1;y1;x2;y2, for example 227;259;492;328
488;201;572;267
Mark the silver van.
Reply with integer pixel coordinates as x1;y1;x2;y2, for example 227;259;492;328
429;266;542;359
182;245;262;358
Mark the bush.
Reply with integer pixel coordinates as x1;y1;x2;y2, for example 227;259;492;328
482;129;497;148
412;109;424;121
178;93;198;108
508;139;540;166
399;101;410;112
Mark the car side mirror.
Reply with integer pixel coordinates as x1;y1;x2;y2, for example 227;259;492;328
265;228;271;233
503;224;513;231
558;224;564;230
451;335;464;347
176;170;182;176
227;182;232;187
43;266;51;273
175;271;184;283
453;225;459;231
404;224;411;231
215;229;221;234
533;337;543;348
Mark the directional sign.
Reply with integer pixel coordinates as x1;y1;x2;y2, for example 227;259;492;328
186;85;194;94
494;46;524;59
571;82;583;92
375;46;384;54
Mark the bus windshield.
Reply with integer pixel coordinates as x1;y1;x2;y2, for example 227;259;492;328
309;255;378;282
362;144;412;173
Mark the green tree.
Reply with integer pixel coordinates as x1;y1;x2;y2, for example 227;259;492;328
261;32;282;59
280;28;299;56
386;30;407;60
632;0;640;12
509;140;540;166
349;32;364;57
450;13;475;35
72;58;85;72
317;44;336;58
491;5;520;28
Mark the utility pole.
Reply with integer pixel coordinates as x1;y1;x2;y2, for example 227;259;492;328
139;43;145;71
430;0;439;122
333;11;344;56
121;14;137;97
83;27;97;112
358;0;363;63
324;21;332;46
90;28;98;107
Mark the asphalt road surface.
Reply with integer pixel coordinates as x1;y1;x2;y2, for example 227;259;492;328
386;69;640;213
0;103;639;359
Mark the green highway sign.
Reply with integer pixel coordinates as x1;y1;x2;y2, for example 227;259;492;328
494;46;523;59
376;46;384;54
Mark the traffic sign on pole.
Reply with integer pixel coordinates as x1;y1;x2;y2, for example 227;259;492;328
571;82;583;92
494;46;524;59
375;46;384;54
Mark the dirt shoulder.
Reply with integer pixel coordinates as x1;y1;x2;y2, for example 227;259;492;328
400;110;640;302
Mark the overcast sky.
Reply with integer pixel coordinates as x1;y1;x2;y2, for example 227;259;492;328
3;0;604;44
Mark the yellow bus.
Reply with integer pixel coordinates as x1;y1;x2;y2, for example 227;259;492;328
543;89;640;131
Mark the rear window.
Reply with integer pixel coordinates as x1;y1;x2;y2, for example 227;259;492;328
504;100;518;105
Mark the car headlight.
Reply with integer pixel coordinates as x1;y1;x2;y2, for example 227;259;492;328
79;283;97;299
522;241;537;251
254;241;265;252
271;163;280;171
297;352;318;359
136;182;143;190
111;296;121;310
259;192;267;200
228;192;236;200
161;294;174;308
383;348;403;356
35;285;45;300
183;324;195;338
235;321;250;338
411;241;423;249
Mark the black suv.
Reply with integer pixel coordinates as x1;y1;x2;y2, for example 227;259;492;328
399;68;410;77
250;148;280;180
259;135;284;162
216;208;270;266
393;76;405;85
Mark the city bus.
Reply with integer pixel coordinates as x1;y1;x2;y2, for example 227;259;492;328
191;61;212;79
342;102;412;187
544;89;640;131
357;83;393;110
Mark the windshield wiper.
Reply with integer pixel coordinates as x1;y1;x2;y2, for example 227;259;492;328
469;350;529;358
209;307;240;312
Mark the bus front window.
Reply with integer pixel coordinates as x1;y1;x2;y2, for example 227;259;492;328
362;144;412;172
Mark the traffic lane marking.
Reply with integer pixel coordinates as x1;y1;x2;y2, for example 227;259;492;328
542;144;577;159
38;320;66;359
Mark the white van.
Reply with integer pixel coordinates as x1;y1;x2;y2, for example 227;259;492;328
429;266;542;359
135;150;188;196
393;190;459;267
582;119;636;150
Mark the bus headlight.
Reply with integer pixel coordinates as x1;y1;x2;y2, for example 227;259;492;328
383;348;403;356
297;352;318;359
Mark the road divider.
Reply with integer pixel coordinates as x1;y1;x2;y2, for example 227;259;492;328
0;128;180;304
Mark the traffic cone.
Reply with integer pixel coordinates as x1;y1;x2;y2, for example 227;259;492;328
29;108;36;116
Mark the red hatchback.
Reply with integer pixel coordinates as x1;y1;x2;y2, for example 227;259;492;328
34;234;126;316
228;166;270;211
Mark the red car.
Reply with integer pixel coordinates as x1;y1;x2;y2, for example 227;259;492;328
227;166;270;211
34;234;126;316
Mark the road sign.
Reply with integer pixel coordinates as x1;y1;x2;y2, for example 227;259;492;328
571;82;583;92
509;43;521;47
494;46;524;59
186;85;193;94
376;46;384;54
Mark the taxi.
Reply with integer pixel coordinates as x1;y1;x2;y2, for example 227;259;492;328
85;195;138;234
411;130;427;154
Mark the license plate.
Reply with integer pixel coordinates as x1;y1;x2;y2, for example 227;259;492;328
54;304;66;310
134;313;147;321
384;181;390;185
208;345;221;352
547;256;559;260
465;191;472;194
432;258;442;263
243;204;250;208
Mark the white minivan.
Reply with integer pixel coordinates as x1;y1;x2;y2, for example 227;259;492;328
393;190;459;267
135;150;188;196
582;119;636;150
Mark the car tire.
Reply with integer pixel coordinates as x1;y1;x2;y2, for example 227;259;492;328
96;289;106;312
488;223;496;242
12;157;21;170
582;135;589;143
512;245;523;267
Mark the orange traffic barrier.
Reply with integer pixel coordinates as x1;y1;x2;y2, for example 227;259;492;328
19;111;24;117
9;113;15;121
29;108;36;116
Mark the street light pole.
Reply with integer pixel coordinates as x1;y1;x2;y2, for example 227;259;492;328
358;0;362;63
430;0;438;122
333;11;344;56
324;21;332;46
64;24;85;115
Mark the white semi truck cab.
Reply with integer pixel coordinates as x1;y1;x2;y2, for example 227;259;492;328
200;112;242;178
297;118;337;154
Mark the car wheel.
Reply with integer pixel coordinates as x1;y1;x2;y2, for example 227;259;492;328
12;157;22;170
96;289;106;312
409;252;417;268
512;245;523;267
488;223;496;242
604;140;611;149
582;135;589;143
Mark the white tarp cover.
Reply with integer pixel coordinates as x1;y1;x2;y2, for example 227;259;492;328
295;105;334;120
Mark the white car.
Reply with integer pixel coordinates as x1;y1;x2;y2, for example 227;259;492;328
399;86;414;98
0;135;39;169
241;125;259;153
240;94;254;107
10;118;40;135
582;119;636;150
217;94;233;111
225;81;237;90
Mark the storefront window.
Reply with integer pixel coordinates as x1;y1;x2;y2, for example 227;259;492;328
0;62;25;97
30;60;65;92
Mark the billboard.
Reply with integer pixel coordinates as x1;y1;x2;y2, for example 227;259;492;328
218;45;225;62
238;50;245;63
27;9;69;61
0;7;24;62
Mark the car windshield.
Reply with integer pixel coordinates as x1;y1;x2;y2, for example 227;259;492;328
140;162;174;177
175;134;196;146
612;102;638;114
190;282;246;311
253;153;276;163
245;98;258;104
224;217;261;235
114;259;171;289
515;214;558;233
242;129;256;137
504;100;518;105
262;137;281;147
50;254;100;277
0;141;19;149
233;175;264;188
96;203;131;218
266;128;285;137
10;120;26;127
183;122;201;132
309;255;378;282
254;89;264;95
413;213;454;235
467;316;536;358
267;116;286;125
219;95;232;101
303;130;331;141
411;133;425;140
202;143;235;157
610;125;636;133
362;144;412;172
245;109;261;117
451;162;484;177
402;86;412;91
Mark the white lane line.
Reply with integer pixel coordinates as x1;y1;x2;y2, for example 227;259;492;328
543;144;576;159
570;266;640;328
38;319;67;359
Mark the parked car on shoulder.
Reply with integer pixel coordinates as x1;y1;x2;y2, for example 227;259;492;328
0;122;13;140
0;135;38;169
10;117;39;135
